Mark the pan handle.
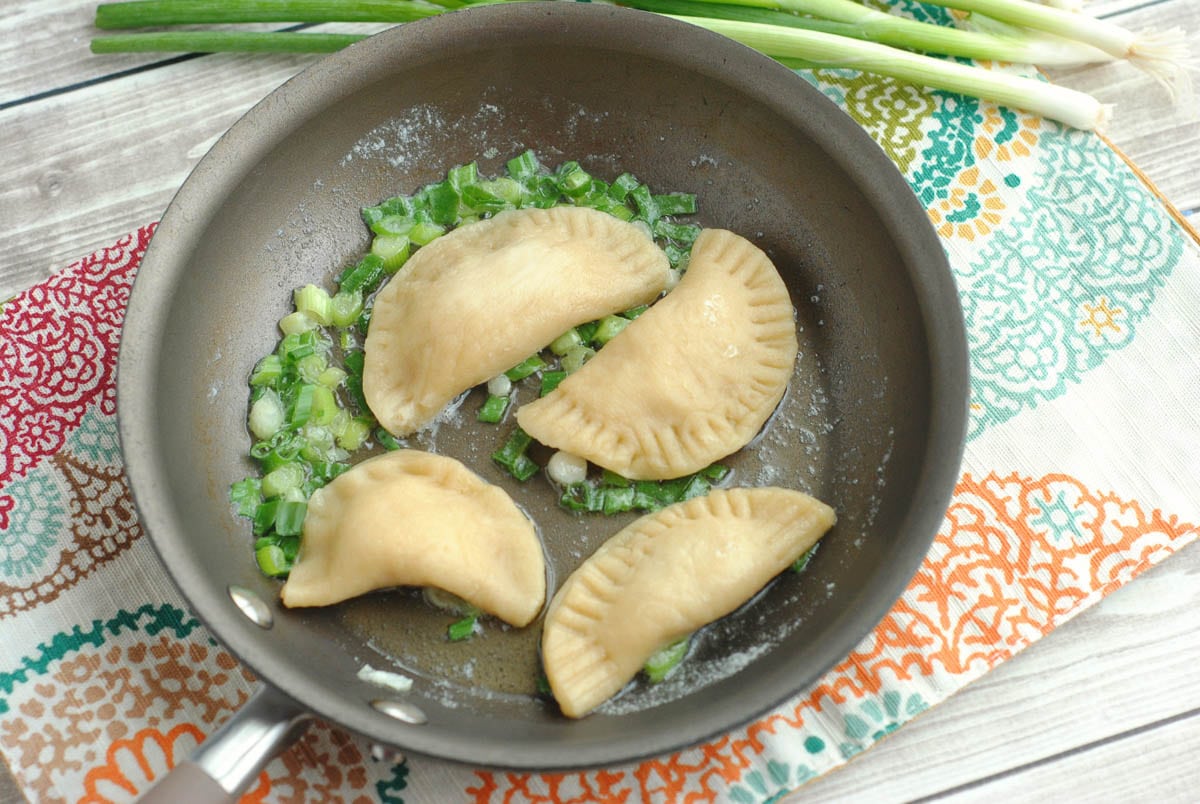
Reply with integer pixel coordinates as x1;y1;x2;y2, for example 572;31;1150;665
139;685;312;803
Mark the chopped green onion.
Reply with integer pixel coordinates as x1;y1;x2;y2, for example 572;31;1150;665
249;354;283;387
539;370;568;397
493;427;539;481
629;184;659;222
279;310;318;336
317;365;348;389
295;352;327;384
255;543;291;577
273;500;307;537
555;161;593;197
506;149;541;181
550;328;584;356
371;234;411;273
792;543;819;573
294;284;333;326
460;183;512;214
644;637;690;682
478;393;510;423
560;482;606;513
343;349;365;376
424;181;460;225
288;384;316;428
374;427;405;451
252;499;279;536
408;220;446;245
261;462;305;498
622;304;650;319
536;672;554;697
593;314;631;345
229;477;262;518
477;177;527;205
447;613;478;641
336;416;373;451
248;390;285;440
371;214;414;236
277;330;327;364
561;345;595;374
601;469;632;487
309;384;339;426
602;485;637;515
447;162;479;190
702;464;730;481
505;354;547;381
652;192;698;216
608;172;640;202
338;254;384;294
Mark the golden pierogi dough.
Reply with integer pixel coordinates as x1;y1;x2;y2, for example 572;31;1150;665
541;487;836;718
517;228;798;479
364;206;670;436
281;450;545;627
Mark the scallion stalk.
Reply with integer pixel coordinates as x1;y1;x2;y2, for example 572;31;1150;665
638;0;1113;64
94;0;451;28
91;31;367;54
671;15;1112;130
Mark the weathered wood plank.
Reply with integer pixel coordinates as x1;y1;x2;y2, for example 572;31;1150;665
0;52;318;298
940;711;1200;801
788;540;1200;801
0;1;385;103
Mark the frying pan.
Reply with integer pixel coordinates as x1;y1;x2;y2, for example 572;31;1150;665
117;3;969;799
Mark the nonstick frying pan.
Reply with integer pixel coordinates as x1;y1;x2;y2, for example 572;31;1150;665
117;3;969;799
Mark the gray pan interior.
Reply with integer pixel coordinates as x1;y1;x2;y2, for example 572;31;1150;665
117;2;968;770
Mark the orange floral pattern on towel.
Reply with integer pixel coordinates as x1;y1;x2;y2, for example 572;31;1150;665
466;471;1198;803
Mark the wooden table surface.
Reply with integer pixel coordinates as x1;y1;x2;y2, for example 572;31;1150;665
2;1;1198;801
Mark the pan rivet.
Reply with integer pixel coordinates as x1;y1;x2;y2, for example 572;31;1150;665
371;699;428;725
228;585;274;629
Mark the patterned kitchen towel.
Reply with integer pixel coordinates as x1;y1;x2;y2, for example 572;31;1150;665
2;51;1199;804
